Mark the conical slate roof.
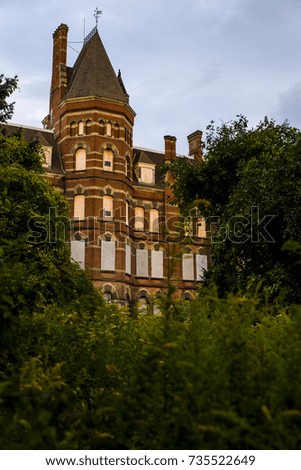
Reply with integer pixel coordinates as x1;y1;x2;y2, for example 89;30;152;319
66;29;128;103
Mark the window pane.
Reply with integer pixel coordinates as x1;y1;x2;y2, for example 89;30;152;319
75;148;86;171
150;209;159;232
196;254;207;281
70;240;85;269
151;250;163;279
197;217;207;238
135;207;144;230
140;166;154;184
103;196;113;218
103;149;113;171
74;195;85;220
78;121;84;135
101;240;115;271
182;254;194;280
126;244;131;274
136;249;148;277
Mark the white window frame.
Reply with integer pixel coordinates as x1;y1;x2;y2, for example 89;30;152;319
151;250;164;279
70;240;85;269
101;240;116;272
182;254;194;281
136;249;149;277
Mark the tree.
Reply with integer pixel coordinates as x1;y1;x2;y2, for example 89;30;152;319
0;78;102;344
167;116;301;304
0;74;18;123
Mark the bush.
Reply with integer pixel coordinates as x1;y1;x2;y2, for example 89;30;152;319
1;291;301;449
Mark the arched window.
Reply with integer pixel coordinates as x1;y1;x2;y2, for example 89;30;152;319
103;149;114;171
103;195;113;218
125;293;130;308
78;121;84;135
75;148;86;171
70;122;77;137
125;201;129;226
103;291;112;303
137;296;148;315
106;122;112;137
149;209;159;232
86;119;92;135
114;123;120;138
99;120;105;136
126;155;131;178
153;301;161;315
73;195;85;220
134;207;145;231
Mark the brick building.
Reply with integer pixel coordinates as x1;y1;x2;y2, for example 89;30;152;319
5;23;210;310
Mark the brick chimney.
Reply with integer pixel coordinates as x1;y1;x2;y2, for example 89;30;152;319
164;135;177;163
49;24;69;129
187;130;203;164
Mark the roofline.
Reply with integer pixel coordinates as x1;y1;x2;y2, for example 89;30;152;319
4;121;54;134
134;146;164;155
134;146;189;159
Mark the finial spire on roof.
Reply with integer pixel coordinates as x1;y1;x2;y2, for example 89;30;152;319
94;7;102;28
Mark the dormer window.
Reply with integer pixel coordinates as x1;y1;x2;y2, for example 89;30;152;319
43;146;52;168
137;164;155;185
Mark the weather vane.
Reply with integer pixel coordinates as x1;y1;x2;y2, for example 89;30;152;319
94;7;102;27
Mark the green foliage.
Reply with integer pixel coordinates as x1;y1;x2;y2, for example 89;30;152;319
167;116;301;304
0;74;18;123
0;92;103;335
1;293;301;449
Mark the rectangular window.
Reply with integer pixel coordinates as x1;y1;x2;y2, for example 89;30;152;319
103;196;113;218
73;195;85;220
126;244;131;275
125;201;129;226
197;217;207;238
70;240;85;269
150;209;159;232
101;240;115;271
196;254;208;281
151;250;164;279
43;146;52;167
182;254;194;281
103;149;113;171
140;166;155;184
136;249;148;277
134;207;145;231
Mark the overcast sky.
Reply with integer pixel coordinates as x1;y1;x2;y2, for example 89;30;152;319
1;0;301;154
